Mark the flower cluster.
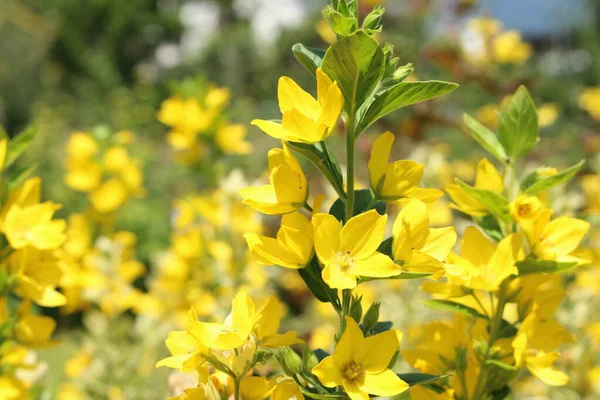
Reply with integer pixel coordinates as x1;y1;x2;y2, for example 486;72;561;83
64;129;145;215
0;132;67;399
158;82;252;164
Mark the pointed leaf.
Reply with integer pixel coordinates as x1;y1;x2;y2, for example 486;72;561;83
397;373;449;387
498;86;538;159
463;113;507;163
321;30;384;114
455;178;509;221
358;81;458;133
516;258;578;275
292;44;326;76
423;299;489;320
522;160;585;194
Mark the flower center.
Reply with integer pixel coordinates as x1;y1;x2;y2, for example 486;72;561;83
344;361;364;381
517;203;532;217
337;251;354;272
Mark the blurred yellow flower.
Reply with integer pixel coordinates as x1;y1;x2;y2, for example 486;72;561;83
578;87;600;120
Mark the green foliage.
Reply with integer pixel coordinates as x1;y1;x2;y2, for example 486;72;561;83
464;113;508;163
322;31;384;115
497;86;539;160
358;81;459;133
521;160;585;194
423;299;488;320
516;258;578;274
328;189;386;221
292;44;326;76
455;178;509;221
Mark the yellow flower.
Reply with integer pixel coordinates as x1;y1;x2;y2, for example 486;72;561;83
581;174;600;213
392;199;456;279
521;210;590;265
156;308;210;371
368;132;443;203
578;87;600;120
316;19;337;45
240;376;274;400
172;228;204;260
6;247;66;307
3;202;66;250
272;378;305;400
509;195;545;222
537;103;559;128
312;316;409;400
239;142;308;215
403;318;469;375
447;227;523;291
194;291;301;350
65;350;92;378
244;212;313;269
65;132;99;160
252;68;343;144
215;124;253;155
313;210;401;289
0;376;27;400
0;139;7;171
492;31;532;64
158;97;216;134
446;158;504;216
14;300;57;347
89;179;129;214
512;311;572;386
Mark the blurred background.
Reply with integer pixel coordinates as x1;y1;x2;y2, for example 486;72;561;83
1;0;599;399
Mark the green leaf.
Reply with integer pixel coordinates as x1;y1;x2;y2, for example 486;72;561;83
287;141;345;199
376;236;393;258
498;86;538;159
492;319;518;339
474;214;504;242
455;178;509;220
321;30;384;115
327;11;358;36
5;125;36;168
7;163;38;190
490;386;511;400
397;373;449;387
423;299;489;320
292;44;326;76
329;189;386;222
463;113;507;163
371;321;393;334
516;258;578;275
358;80;458;133
298;256;339;307
522;160;585;194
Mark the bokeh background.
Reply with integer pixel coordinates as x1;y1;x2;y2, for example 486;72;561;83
1;0;599;399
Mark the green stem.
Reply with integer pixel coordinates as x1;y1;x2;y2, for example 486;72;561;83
321;141;347;201
471;284;508;399
234;377;241;400
303;202;314;212
344;116;356;223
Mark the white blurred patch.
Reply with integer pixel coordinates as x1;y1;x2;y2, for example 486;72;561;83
179;2;221;58
234;0;307;46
